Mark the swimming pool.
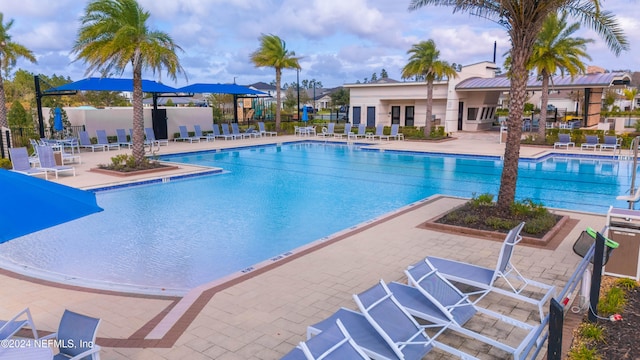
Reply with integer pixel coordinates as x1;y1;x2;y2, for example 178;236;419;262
0;142;634;292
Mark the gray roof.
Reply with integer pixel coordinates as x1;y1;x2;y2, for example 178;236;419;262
456;72;631;91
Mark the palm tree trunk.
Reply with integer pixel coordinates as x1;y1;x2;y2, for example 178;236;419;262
537;71;549;142
424;79;433;137
497;49;530;212
275;68;282;132
0;71;8;129
132;57;145;165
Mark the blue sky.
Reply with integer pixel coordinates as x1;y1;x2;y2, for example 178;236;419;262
3;0;638;88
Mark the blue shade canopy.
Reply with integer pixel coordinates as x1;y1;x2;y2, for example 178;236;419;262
0;169;103;243
46;77;178;93
177;83;266;95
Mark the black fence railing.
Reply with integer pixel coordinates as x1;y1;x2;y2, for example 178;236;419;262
7;125;85;149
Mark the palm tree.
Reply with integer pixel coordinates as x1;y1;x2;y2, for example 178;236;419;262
0;13;37;128
250;34;301;132
409;0;628;211
73;0;184;166
530;12;593;142
401;39;457;137
623;88;638;111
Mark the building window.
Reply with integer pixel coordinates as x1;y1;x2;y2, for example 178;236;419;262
467;107;478;121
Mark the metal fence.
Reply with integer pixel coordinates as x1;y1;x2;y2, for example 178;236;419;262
6;125;85;149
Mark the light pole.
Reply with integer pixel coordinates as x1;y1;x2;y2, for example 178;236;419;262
296;68;300;123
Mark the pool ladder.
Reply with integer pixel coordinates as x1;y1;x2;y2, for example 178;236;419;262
619;136;640;209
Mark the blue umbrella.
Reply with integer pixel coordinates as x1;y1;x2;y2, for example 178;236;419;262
0;169;103;243
53;107;63;131
302;106;309;122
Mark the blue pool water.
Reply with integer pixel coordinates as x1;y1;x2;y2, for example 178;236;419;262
0;142;635;291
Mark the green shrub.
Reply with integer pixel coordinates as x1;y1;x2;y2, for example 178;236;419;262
579;323;605;343
462;214;479;224
567;345;600;360
485;216;519;230
523;213;557;234
510;198;547;217
0;158;12;169
615;278;639;290
469;193;494;207
598;286;626;316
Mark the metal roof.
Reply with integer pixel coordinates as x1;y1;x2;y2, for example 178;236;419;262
456;72;631;91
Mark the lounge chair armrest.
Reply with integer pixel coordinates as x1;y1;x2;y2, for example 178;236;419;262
39;332;58;340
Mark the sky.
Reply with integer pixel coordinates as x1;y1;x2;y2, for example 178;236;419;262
2;0;639;89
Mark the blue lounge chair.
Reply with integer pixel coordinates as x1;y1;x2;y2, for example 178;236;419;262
581;135;599;151
9;147;48;179
231;123;250;139
372;124;390;140
333;123;352;140
78;131;106;152
258;122;277;137
174;125;201;143
193;125;211;142
213;124;233;140
308;281;476;359
600;135;621;152
553;134;574;149
425;222;555;321
0;308;38;340
39;309;101;360
389;259;544;359
37;145;76;179
281;319;369;360
317;123;335;137
116;128;132;148
96;130;120;150
145;128;169;146
220;123;238;140
389;124;404;140
353;124;367;139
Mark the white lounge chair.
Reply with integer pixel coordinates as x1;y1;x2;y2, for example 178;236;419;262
9;147;48;179
258;122;277;137
39;309;101;360
425;222;555;321
317;123;335;137
389;124;404;140
78;131;107;152
174;125;201;143
372;124;390;140
193;125;211;142
308;281;476;359
231;123;251;139
600;135;621;152
389;259;546;359
116;128;132;148
96;130;120;150
353;124;367;139
333;123;352;140
36;145;76;179
144;128;169;146
281;319;369;360
553;134;574;149
0;308;38;340
581;135;599;151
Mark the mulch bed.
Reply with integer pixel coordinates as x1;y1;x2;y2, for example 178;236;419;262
595;286;640;359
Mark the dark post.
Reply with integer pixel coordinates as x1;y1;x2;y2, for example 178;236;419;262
296;69;300;123
493;41;497;63
588;232;606;322
547;298;563;359
34;75;45;138
233;94;238;123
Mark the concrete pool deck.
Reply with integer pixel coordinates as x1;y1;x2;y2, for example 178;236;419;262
1;132;610;359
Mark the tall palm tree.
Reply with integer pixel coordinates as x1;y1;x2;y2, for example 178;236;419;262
401;40;457;137
623;88;638;111
530;12;593;142
0;13;37;129
250;34;301;132
73;0;184;165
409;0;628;211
